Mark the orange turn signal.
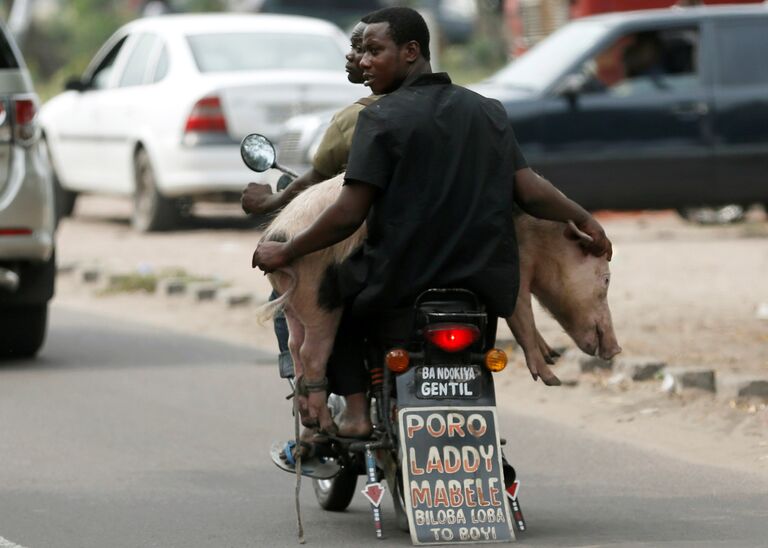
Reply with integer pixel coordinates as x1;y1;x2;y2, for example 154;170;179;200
385;348;410;373
484;349;508;372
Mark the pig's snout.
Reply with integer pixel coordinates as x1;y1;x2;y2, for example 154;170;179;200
577;324;622;359
596;324;622;360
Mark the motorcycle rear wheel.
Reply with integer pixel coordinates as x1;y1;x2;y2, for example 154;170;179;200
313;465;358;511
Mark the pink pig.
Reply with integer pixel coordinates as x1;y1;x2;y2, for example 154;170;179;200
507;212;622;385
259;174;620;387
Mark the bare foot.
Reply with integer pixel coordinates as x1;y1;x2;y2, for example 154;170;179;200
335;392;372;438
336;410;372;438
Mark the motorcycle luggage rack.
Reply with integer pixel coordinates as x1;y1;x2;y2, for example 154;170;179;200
413;288;487;334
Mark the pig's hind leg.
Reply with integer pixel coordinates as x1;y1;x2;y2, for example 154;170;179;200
284;309;312;429
506;293;561;386
298;312;343;434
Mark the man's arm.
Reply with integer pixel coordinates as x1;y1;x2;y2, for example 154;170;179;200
252;180;377;272
241;167;327;215
514;167;613;259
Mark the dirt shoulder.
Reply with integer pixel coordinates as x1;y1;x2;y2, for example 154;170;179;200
53;197;768;479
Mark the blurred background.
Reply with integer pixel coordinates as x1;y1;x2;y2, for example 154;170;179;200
6;0;761;101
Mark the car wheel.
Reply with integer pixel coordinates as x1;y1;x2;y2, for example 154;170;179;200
0;304;47;358
677;205;745;225
41;136;77;220
132;148;179;232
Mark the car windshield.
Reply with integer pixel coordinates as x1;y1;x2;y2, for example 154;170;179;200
487;21;608;91
187;32;344;73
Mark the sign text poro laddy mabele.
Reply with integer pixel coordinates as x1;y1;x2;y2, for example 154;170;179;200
399;407;514;544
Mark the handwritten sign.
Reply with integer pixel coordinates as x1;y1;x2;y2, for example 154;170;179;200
398;407;514;544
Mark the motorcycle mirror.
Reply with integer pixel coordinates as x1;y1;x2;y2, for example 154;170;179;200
240;133;277;173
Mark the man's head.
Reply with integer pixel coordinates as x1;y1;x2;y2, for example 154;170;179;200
359;7;431;95
345;21;367;84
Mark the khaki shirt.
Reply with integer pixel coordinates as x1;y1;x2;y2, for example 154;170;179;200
312;95;381;178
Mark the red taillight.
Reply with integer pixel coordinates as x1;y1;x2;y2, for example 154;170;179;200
14;98;36;126
424;324;481;353
0;228;33;236
11;96;38;142
185;96;227;133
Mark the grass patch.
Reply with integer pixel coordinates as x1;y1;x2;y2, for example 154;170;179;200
97;268;216;296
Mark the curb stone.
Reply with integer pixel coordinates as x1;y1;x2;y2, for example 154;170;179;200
579;355;614;373
614;356;667;381
717;375;768;401
156;278;187;296
187;281;222;301
661;367;716;394
218;289;253;308
79;266;101;284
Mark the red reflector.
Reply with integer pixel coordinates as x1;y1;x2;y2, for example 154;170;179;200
0;228;33;236
184;95;227;133
424;324;481;353
14;98;36;126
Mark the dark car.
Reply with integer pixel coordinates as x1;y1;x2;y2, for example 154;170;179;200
472;5;768;214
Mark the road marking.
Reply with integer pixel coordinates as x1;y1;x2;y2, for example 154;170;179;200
0;536;29;548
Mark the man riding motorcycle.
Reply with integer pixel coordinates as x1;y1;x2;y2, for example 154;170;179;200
252;7;612;443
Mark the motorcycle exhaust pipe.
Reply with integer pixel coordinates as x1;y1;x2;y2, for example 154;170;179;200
0;267;20;292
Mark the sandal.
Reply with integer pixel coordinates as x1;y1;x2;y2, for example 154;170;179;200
269;440;340;480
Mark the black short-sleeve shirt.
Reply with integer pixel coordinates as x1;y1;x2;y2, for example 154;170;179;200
340;72;528;318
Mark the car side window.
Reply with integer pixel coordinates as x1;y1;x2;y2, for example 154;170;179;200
0;29;20;69
577;27;700;96
152;44;170;83
120;33;161;87
716;20;768;86
90;36;128;90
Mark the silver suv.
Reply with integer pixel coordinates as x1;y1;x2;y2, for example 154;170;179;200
0;21;55;358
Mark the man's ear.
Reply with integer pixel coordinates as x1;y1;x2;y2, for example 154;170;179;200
402;40;421;63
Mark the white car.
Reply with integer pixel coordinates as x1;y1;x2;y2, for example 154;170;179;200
40;13;361;231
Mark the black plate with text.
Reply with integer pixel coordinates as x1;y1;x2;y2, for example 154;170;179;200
416;365;482;400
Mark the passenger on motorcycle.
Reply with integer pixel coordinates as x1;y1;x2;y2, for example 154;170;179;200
252;7;612;441
242;20;380;444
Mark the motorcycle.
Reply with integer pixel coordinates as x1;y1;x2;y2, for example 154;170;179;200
241;134;526;544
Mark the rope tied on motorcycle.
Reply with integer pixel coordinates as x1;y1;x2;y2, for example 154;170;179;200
293;380;305;544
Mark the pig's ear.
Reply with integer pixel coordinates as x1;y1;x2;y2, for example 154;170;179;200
564;220;594;243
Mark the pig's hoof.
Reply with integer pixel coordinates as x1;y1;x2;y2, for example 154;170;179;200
541;374;562;387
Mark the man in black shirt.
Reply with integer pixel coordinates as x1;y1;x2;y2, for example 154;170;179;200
253;7;611;432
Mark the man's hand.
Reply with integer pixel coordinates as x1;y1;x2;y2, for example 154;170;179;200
241;182;275;215
565;216;613;261
252;240;292;273
304;391;337;434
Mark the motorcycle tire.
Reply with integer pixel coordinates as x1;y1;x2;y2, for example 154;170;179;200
313;465;358;511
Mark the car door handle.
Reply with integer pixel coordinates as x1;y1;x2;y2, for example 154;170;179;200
671;101;709;119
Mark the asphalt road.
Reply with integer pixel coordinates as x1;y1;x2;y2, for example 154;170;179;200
0;306;766;548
